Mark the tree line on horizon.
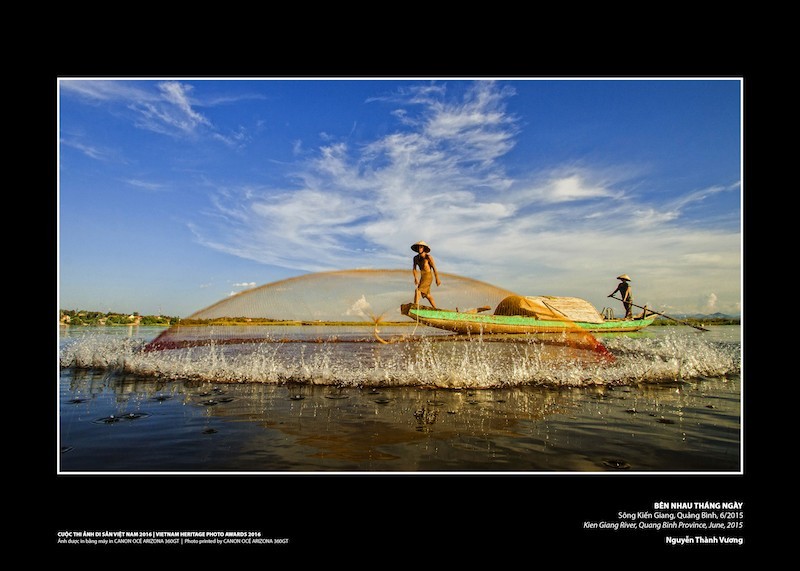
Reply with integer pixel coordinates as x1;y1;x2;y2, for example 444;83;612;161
60;309;180;326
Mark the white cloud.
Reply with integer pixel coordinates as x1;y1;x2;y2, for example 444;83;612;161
61;138;111;161
132;81;211;137
345;294;372;319
213;126;250;148
541;174;617;203
61;79;225;141
668;182;739;212
124;179;167;192
60;79;150;101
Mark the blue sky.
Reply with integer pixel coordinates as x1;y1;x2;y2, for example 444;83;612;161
58;77;742;317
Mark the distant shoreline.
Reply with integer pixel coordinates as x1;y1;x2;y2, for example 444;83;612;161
59;316;416;327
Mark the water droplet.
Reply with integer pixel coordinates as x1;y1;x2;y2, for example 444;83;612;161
602;459;631;470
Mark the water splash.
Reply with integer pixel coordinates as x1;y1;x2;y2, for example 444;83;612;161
60;328;740;389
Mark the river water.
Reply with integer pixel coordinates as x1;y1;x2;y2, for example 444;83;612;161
58;324;741;473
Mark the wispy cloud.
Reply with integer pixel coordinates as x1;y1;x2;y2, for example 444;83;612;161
213;125;250;149
124;179;168;192
666;181;740;214
189;81;740;312
130;81;210;136
60;80;149;102
60;79;241;143
61;138;112;161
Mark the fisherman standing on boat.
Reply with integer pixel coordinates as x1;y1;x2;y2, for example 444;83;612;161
609;274;633;318
412;241;441;309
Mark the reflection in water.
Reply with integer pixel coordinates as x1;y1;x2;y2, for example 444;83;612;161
59;366;740;473
59;325;740;472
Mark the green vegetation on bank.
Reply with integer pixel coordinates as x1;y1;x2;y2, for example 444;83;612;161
60;310;179;326
59;310;409;327
177;317;412;326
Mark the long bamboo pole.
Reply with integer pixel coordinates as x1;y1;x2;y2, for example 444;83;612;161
608;295;710;332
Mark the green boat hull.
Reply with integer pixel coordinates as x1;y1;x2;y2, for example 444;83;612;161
401;303;656;334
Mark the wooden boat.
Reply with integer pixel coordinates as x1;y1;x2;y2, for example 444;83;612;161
400;295;657;334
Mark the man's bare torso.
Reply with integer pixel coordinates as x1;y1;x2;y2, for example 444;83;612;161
414;253;432;271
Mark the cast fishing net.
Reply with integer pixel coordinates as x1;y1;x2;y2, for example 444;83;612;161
147;270;512;349
145;269;611;359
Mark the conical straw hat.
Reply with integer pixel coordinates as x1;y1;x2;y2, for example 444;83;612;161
616;274;631;281
411;241;431;253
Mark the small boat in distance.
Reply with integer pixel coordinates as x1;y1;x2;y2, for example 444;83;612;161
400;294;657;334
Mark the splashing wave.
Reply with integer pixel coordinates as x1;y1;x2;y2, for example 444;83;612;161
60;329;740;389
